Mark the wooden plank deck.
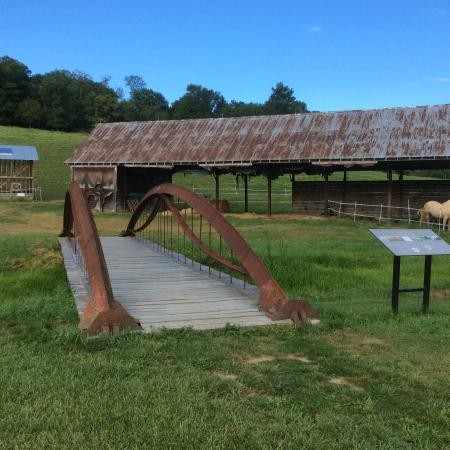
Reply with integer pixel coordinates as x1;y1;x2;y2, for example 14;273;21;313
60;236;288;331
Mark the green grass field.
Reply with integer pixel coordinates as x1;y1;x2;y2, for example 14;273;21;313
0;126;449;448
0;201;449;449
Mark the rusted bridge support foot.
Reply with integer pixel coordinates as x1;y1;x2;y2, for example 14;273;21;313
80;300;142;336
264;299;321;325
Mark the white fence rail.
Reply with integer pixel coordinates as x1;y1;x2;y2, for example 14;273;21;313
328;199;447;231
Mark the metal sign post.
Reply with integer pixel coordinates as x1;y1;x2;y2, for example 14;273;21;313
370;229;450;314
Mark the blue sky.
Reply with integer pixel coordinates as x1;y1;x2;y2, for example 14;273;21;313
1;0;449;111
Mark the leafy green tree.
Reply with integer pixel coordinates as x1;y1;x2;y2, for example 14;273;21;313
221;100;266;117
124;75;147;95
0;56;31;125
18;98;42;128
92;93;119;124
130;88;169;120
171;84;226;119
122;75;169;121
264;82;308;114
36;70;120;130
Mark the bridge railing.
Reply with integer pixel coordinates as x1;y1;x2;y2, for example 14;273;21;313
121;183;320;325
60;182;141;335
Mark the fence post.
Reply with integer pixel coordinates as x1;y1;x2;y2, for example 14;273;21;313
338;200;342;218
353;201;357;221
407;199;411;224
379;204;383;223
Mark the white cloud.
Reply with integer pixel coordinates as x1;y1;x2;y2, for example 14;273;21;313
434;77;450;83
428;7;447;16
307;26;323;33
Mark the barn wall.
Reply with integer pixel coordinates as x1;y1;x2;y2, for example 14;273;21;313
72;167;116;211
292;180;450;217
0;160;33;198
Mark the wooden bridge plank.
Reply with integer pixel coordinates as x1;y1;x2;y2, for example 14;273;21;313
60;236;290;331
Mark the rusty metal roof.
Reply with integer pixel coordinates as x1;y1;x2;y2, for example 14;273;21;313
66;104;450;166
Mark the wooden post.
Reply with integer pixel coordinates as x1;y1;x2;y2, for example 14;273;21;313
387;170;393;220
215;171;220;210
30;161;33;194
267;176;272;217
398;169;404;218
113;166;117;213
122;166;128;211
291;173;295;212
244;174;248;213
324;173;329;215
342;170;348;203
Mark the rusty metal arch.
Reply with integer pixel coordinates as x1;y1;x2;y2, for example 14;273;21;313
122;183;320;324
60;182;141;334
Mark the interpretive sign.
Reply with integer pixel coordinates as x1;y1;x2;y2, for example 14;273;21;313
370;229;450;314
370;229;450;256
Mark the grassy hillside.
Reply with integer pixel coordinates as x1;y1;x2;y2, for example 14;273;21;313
0;126;86;200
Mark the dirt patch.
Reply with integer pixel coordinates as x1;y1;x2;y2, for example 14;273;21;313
286;354;312;363
432;289;450;299
245;355;276;364
8;242;62;270
227;212;329;221
329;377;364;392
213;371;238;381
244;387;274;400
325;330;389;352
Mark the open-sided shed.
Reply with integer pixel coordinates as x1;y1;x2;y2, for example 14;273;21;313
66;103;450;213
0;144;39;198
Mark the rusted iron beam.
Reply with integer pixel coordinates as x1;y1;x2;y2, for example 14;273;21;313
60;182;141;335
122;183;320;325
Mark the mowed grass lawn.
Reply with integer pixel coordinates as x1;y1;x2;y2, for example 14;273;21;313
1;201;449;449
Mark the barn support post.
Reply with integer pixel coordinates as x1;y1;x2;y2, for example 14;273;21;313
387;170;393;220
398;170;404;215
113;166;117;213
123;166;128;211
291;173;295;211
244;174;248;212
342;170;348;203
30;161;34;194
324;173;329;215
214;171;220;210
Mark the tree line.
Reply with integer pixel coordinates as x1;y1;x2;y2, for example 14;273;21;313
0;56;308;132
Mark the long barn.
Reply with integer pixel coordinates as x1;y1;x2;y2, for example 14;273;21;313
66;103;450;214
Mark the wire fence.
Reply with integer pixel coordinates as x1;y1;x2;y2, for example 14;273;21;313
190;184;293;212
328;199;448;231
